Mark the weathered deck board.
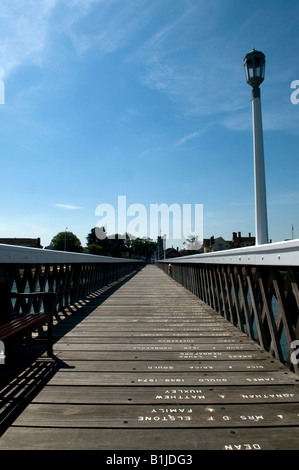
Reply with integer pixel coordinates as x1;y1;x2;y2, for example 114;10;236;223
1;264;299;450
12;403;299;428
29;384;299;404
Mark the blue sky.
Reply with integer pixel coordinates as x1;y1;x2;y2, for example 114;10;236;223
0;0;299;248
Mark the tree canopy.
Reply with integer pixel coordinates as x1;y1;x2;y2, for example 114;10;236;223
131;237;157;259
50;231;83;253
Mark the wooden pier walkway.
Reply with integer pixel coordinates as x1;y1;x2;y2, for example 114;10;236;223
1;264;299;450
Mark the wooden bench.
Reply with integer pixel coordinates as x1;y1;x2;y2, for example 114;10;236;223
0;292;57;357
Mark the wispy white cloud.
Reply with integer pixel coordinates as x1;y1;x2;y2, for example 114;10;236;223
0;0;57;79
64;0;156;56
131;1;244;123
54;203;83;210
175;131;202;147
0;0;159;79
0;0;124;78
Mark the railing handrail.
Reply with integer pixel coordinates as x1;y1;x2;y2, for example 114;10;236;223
0;243;140;264
158;239;299;266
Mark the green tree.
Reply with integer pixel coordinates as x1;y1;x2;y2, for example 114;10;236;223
86;227;109;255
86;227;105;246
86;227;130;258
50;231;83;253
86;243;103;255
131;237;157;260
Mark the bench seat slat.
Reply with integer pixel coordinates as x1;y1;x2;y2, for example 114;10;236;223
0;313;50;341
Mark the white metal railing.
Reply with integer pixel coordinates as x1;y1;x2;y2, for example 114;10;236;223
0;243;139;264
158;239;299;266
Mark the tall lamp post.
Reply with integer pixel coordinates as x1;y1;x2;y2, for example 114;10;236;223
244;49;269;245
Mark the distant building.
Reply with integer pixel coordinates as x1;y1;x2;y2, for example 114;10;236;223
0;238;43;248
203;232;255;253
230;232;255;248
156;236;184;259
163;247;184;259
203;236;231;253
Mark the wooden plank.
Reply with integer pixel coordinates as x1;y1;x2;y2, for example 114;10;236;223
61;322;238;331
50;349;280;362
41;359;282;372
0;426;298;450
32;385;299;405
62;330;244;338
5;349;276;362
53;342;263;351
54;336;247;343
11;402;299;428
46;370;298;386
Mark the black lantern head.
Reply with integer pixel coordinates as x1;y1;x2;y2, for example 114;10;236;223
244;49;265;88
